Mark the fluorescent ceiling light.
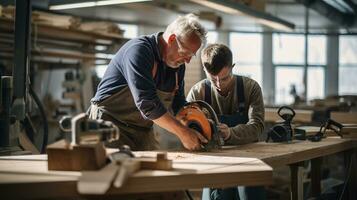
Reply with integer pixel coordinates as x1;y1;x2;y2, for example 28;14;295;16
190;0;295;31
50;0;151;10
322;0;354;14
256;18;293;32
190;0;243;15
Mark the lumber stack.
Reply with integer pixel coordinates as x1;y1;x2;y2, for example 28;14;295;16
80;21;124;35
0;5;14;19
0;5;124;37
32;11;81;29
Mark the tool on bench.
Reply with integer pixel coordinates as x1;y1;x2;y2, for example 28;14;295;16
46;113;172;194
78;146;172;194
47;113;120;171
266;106;295;143
306;119;343;142
176;100;224;150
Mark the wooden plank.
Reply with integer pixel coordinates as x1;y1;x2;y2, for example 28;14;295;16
197;138;357;168
0;153;272;198
0;17;127;45
265;108;313;123
80;21;124;35
1;138;356;199
78;162;119;194
32;11;81;29
331;112;357;124
46;140;107;171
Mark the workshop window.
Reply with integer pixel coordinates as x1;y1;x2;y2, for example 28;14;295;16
273;34;305;65
274;34;326;104
307;66;325;100
308;35;327;65
307;35;326;101
229;33;262;85
207;31;218;44
275;67;304;105
339;35;357;95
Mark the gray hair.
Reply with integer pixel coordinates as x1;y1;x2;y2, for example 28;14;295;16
166;13;207;45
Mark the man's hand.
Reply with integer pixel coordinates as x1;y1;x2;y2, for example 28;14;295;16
178;127;208;151
152;112;208;151
217;123;231;140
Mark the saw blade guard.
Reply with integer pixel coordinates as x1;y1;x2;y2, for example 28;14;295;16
176;100;221;142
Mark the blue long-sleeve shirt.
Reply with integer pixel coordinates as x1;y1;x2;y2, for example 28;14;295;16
91;32;186;120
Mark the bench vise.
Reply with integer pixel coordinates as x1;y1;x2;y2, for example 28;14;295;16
47;113;119;171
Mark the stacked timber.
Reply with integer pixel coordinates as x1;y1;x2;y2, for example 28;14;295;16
0;5;81;29
0;5;14;19
79;22;124;36
32;11;81;29
0;5;124;37
0;5;128;60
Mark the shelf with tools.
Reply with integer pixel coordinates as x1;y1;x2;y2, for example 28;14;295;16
0;16;128;66
0;5;128;66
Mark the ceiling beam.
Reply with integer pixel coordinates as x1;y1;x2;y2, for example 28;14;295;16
189;0;295;31
296;0;355;27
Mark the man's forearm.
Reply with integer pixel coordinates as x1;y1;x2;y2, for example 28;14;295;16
153;112;187;138
226;122;263;145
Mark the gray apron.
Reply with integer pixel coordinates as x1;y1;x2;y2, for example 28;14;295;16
88;63;178;151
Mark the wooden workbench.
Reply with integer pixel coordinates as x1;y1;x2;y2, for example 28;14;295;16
198;137;356;167
0;137;356;200
195;137;356;200
0;153;272;199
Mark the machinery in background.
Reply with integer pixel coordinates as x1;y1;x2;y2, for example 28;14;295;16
265;106;346;142
0;75;23;154
304;119;343;142
0;1;36;155
176;100;224;150
62;70;85;113
266;106;295;143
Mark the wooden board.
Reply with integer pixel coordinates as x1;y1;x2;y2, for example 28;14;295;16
195;137;357;168
1;138;355;199
0;153;272;199
0;17;127;45
331;112;357;124
46;140;107;171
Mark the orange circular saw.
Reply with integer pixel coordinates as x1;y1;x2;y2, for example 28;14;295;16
176;100;224;150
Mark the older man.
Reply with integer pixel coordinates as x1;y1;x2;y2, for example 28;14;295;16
89;14;207;151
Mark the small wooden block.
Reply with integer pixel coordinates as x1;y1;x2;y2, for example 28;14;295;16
140;153;172;170
47;140;106;171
